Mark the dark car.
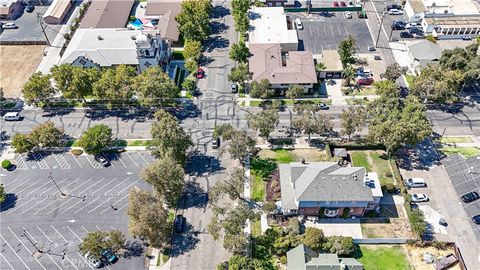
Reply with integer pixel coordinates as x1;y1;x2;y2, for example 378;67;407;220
333;1;340;7
231;83;238;93
409;27;423;34
101;249;118;264
174;214;186;233
461;191;479;203
211;137;220;149
196;68;205;79
318;103;329;110
391;21;406;30
340;1;346;6
95;154;110;167
26;5;35;13
439;218;448;227
387;4;402;10
473;214;480;224
358;77;374;85
400;31;413;38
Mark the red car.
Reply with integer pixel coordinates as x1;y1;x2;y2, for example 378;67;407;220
340;1;347;6
333;1;340;7
196;68;205;79
358;77;374;85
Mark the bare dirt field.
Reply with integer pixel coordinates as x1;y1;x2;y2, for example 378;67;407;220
0;45;45;98
361;204;415;239
405;245;461;270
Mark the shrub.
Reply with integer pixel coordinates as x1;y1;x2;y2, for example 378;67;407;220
279;256;287;265
323;236;354;256
285;218;300;236
432;241;451;250
385;171;393;178
2;160;12;169
341;208;350;219
270;181;278;188
71;149;83;156
63;33;70;40
385;183;396;193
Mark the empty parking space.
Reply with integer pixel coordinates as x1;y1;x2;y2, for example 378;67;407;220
290;12;374;54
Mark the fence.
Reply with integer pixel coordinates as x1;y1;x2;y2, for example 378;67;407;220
353;238;410;244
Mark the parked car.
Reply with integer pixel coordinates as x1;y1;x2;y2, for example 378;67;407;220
2;112;21;121
473;214;480;224
400;31;413;38
388;9;403;15
347;1;354;6
25;4;35;13
294;18;303;30
357;11;366;18
94;154;110;167
318;103;329;110
386;4;402;10
461;191;479;203
2;22;17;29
404;178;427;188
462;35;472;40
345;11;352;19
196;68;205;79
357;77;374;85
392;21;406;30
367;46;376;51
411;193;429;203
174;214;186;233
84;252;102;268
438;218;448;227
101;249;118;264
231;83;238;93
340;1;347;6
333;1;340;7
374;55;381;60
211;137;220;149
414;32;425;38
405;22;420;29
409;27;423;34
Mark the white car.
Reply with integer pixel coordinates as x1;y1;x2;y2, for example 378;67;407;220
411;193;429;203
2;22;17;29
84;251;102;268
388;9;404;15
405;22;419;29
345;11;352;19
295;18;303;30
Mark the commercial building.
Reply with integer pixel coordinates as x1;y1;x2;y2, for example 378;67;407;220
0;0;20;19
60;28;170;72
80;0;134;29
43;0;73;24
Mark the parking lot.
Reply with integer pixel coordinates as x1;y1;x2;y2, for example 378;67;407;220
0;151;154;270
0;5;60;43
443;155;480;239
289;12;374;54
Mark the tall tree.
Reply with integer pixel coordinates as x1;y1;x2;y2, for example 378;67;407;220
228;63;249;85
140;156;185;208
233;12;249;34
380;63;408;82
134;66;179;107
227;130;256;162
301;227;325;251
0;184;6;204
11;133;34;153
315;62;326;72
247;109;279;139
249;79;274;99
127;188;171;248
176;0;212;42
338;35;356;67
93;65;136;107
150;109;193;165
229;41;250;63
30;122;64;148
340;106;366;140
285;85;304;100
78;124;113;155
373;80;398;96
232;0;250;13
22;72;55;106
410;64;463;104
293;110;333;141
210;168;245;202
183;40;203;62
79;230;126;260
51;64;100;101
342;66;356;87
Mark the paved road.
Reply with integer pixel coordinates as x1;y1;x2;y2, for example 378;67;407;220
428;105;480;136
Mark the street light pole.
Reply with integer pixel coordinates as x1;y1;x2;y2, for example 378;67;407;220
22;229;43;254
375;10;386;47
49;172;66;196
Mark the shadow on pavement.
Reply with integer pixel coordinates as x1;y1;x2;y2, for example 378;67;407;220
178;181;208;209
185;151;223;176
170;223;200;257
0;193;18;212
122;240;145;260
211;5;230;19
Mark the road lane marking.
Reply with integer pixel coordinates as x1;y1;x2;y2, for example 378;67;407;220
125;152;139;168
15;154;28;170
81;226;89;233
137;152;150;165
0;252;14;270
46;251;63;270
86;155;102;169
0;234;31;270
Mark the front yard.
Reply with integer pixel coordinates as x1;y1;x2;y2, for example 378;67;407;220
258;148;332;163
350;150;401;186
439;147;480;158
356;245;411;270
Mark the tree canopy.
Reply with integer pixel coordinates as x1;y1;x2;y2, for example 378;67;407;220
250;79;274;99
410;64;463;104
293;109;333;141
11;122;64;153
229;41;250;63
340;106;366;140
247;109;279;139
183;40;203;62
77;124;114;155
380;63;408;82
285;85;304;100
22;72;55;106
134;66;179;107
51;64;100;101
210;168;245;202
176;0;212;42
79;230;126;260
338;35;356;67
228;63;250;85
93;65;136;107
0;184;6;204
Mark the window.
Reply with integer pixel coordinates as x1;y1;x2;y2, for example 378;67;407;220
324;208;339;217
79;59;86;65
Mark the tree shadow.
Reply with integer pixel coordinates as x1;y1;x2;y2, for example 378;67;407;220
122;239;145;260
169;223;200;257
204;36;230;52
397;140;439;171
178;181;208;209
199;56;215;66
0;193;18;212
185;151;224;176
211;5;230;19
210;21;228;35
41;107;75;117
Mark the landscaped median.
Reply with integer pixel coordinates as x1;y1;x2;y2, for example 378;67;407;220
247;98;332;107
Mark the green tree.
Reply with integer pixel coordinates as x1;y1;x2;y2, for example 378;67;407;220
338;35;356;67
226;255;255;270
78;124;113;155
11;133;35;153
247;109;279;139
233;12;249;34
228;63;249;85
410;64;463;104
249;79;274;99
374;80;398;96
232;0;250;14
229;41;250;63
93;65;136;107
140;156;185;208
79;230;126;259
285;85;304;100
182;76;196;92
380;63;408;82
51;64;100;101
322;236;354;256
342;66;356;86
150;109;193;165
134;66;179;107
176;0;212;42
227;130;256;162
183;40;203;62
0;184;6;204
293;110;333;141
185;58;198;73
22;72;55;106
209;168;245;202
213;123;236;140
340;106;366;140
301;227;325;251
315;62;326;72
127;188;171;248
30;122;64;148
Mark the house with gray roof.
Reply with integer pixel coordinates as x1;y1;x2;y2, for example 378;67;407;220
279;162;383;217
407;40;443;73
287;244;363;270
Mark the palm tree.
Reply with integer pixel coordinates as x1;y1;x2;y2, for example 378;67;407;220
343;66;356;87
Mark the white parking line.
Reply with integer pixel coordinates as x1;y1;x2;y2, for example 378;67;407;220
0;234;31;270
0;252;14;270
7;227;46;270
26;179;52;196
137;152;150;165
14;178;46;194
6;198;37;215
73;197;101;213
60;197;85;214
115;153;127;168
86;155;102;169
15;154;28;170
59;178;80;191
38;178;69;196
45;252;63;270
19;197;51;214
65;178;94;194
71;154;83;168
116;179;139;195
102;177;130;195
54;154;70;169
90;178;118;195
36;227;53;244
116;200;130;211
5;178;31;191
87;197;113;214
77;178;105;195
81;226;89;233
33;152;49;170
126;153;139;168
66;226;83;242
63;255;80;270
76;252;95;270
34;199;60;214
51;226;68;244
101;196;126;214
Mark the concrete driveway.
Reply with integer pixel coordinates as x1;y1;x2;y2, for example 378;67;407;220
305;219;363;239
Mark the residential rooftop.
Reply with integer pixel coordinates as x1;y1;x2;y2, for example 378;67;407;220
144;0;182;42
287;244;364;270
80;0;134;29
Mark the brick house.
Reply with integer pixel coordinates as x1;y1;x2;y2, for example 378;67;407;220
279;162;383;218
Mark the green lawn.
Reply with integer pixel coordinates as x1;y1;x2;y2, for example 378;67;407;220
346;98;370;105
356;245;411;270
350;151;399;186
251;173;266;202
273;149;296;163
249;100;261;107
251;220;262;237
343;87;377;96
405;74;415;86
440;136;474;144
350;151;371;171
439;147;480;158
127;140;151;146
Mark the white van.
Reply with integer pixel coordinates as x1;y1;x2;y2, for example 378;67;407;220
404;178;427;188
2;112;20;121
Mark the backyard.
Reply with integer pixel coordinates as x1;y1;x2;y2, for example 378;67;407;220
356;245;411;270
258;149;331;163
350;150;401;186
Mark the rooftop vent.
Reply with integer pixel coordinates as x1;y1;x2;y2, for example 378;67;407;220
131;35;137;40
97;35;103;41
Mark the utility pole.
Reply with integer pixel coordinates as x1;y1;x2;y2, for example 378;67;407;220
375;10;386;47
36;12;51;46
49;172;66;196
22;229;43;254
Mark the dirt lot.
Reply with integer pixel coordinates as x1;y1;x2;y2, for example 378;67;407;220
0;45;45;98
361;204;415;239
405;245;461;270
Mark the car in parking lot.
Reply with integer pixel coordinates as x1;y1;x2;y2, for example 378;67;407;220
386;4;402;10
462;35;472;40
472;214;480;224
2;112;21;121
231;83;238;93
174;214;186;233
406;22;420;29
392;21;406;30
26;5;35;13
340;1;347;6
333;1;340;7
1;22;17;29
461;191;479;203
295;18;303;30
411;193;429;203
84;251;102;268
357;77;374;85
345;11;352;19
102;249;118;264
211;137;220;149
413;32;425;38
95;154;110;167
400;31;413;38
318;103;329;110
388;9;403;15
404;177;427;188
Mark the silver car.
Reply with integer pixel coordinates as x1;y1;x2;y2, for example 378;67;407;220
411;193;429;203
